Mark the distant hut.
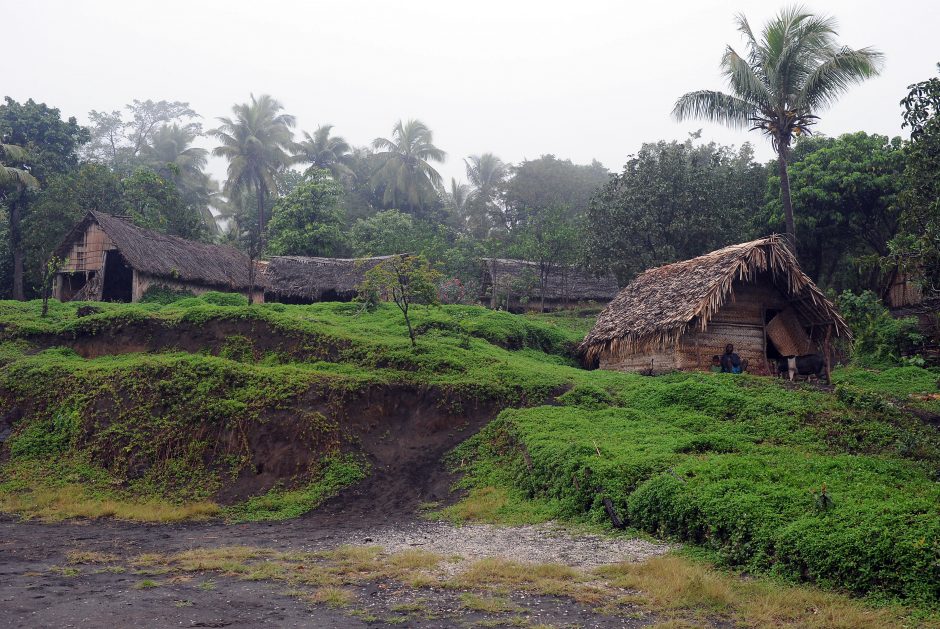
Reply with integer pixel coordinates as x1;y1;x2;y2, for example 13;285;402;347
883;265;924;310
480;258;620;312
260;255;399;304
579;236;850;374
52;211;261;302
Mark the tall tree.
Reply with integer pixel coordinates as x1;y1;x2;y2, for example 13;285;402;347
294;124;355;183
763;132;904;291
371;119;446;216
0;98;88;299
210;94;296;301
140;123;216;233
672;6;882;240
897;63;940;292
502;155;609;230
463;153;508;237
585;139;766;283
266;170;348;257
83;99;199;170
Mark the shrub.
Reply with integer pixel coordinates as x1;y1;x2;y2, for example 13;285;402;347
836;290;923;367
200;291;249;307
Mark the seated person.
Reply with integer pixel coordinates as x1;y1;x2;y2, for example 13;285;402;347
709;355;722;372
720;344;743;374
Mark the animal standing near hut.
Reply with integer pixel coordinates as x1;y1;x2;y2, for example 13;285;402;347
579;236;850;375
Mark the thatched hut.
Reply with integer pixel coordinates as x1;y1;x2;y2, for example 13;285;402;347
579;236;850;374
52;211;261;302
260;255;399;304
481;258;620;312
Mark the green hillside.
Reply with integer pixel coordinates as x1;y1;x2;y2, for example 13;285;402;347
0;296;938;607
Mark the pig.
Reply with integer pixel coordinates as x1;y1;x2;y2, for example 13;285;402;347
778;354;827;383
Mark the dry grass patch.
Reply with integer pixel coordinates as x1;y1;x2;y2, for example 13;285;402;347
66;550;118;564
0;485;219;522
459;592;519;613
595;555;921;629
310;586;356;607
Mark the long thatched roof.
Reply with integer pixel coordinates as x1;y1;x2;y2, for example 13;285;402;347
260;255;400;301
56;211;255;290
580;235;850;361
482;258;620;302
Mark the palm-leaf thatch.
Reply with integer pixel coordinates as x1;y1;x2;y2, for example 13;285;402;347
56;211;256;291
579;235;849;362
260;255;402;302
482;258;620;304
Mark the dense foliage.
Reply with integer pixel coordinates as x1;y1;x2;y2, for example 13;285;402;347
765;133;904;291
585;138;765;283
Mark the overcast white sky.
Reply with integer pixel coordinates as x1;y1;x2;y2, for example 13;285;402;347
5;0;939;184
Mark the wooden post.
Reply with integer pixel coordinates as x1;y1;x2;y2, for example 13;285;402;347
823;325;832;383
761;307;770;376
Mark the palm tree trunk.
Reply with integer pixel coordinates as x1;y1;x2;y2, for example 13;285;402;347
10;197;24;301
777;146;796;242
245;184;266;305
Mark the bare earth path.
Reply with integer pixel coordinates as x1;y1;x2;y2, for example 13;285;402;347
0;500;674;628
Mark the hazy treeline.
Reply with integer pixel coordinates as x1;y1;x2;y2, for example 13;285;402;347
1;63;938;302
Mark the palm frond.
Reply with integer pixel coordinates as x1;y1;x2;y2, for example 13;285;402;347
672;91;754;128
798;46;884;110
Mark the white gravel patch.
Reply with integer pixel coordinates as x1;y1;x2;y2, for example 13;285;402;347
345;520;670;570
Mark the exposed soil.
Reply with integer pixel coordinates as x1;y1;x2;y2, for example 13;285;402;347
0;513;673;628
0;316;694;626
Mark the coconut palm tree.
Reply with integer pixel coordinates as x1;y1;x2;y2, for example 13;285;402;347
464;153;508;236
672;6;883;240
0;143;38;190
294;124;355;183
371;119;446;214
210;94;296;301
140;123;216;230
1;143;39;300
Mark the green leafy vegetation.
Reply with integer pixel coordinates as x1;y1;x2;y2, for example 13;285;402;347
451;370;940;606
224;455;369;522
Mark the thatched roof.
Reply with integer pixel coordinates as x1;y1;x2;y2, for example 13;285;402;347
482;258;620;302
260;255;400;301
56;211;255;290
580;235;850;361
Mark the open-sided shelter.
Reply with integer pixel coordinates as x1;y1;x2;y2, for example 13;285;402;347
52;211;261;302
579;236;850;374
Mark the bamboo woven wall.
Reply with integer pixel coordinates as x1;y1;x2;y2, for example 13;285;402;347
599;281;799;375
60;224;115;273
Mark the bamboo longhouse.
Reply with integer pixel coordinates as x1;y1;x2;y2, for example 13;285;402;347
579;235;850;374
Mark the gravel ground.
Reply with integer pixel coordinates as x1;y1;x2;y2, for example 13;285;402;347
355;520;670;571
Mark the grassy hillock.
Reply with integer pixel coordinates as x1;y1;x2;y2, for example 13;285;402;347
450;370;940;606
1;295;938;609
0;296;590;522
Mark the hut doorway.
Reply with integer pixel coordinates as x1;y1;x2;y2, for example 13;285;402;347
101;250;133;302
